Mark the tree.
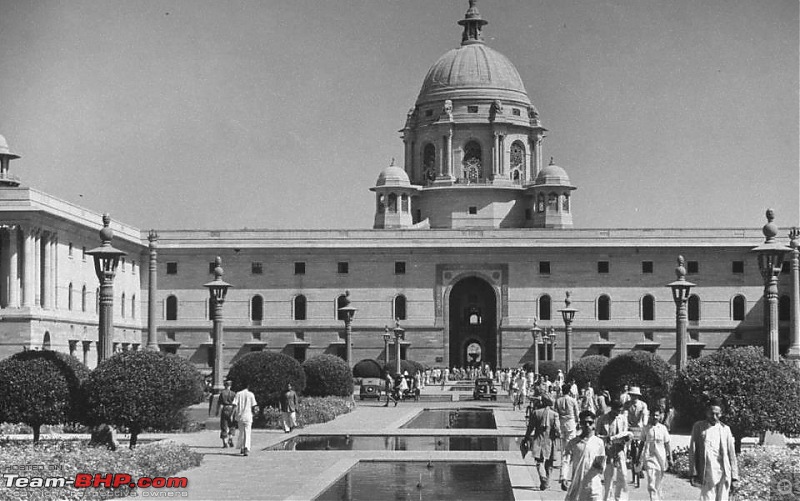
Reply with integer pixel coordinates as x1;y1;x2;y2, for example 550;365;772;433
227;351;305;408
566;355;609;390
671;346;800;452
598;351;675;407
0;350;89;443
352;359;382;379
303;355;353;398
84;351;203;448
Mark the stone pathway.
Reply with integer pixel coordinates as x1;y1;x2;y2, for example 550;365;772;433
163;386;702;500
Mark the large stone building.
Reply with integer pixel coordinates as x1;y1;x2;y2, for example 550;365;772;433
0;2;795;372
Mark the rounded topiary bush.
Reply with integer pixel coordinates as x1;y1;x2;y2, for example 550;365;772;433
599;351;674;407
382;359;418;377
84;350;203;447
227;351;305;407
671;346;800;452
522;360;562;381
567;355;609;390
352;359;382;379
0;350;90;443
303;354;354;398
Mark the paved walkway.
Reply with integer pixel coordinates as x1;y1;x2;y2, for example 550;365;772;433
162;384;702;500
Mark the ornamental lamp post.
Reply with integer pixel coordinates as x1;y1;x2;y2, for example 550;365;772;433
787;228;800;367
203;257;232;394
751;209;791;362
86;214;126;364
558;291;577;372
383;325;392;366
393;319;405;376
338;291;357;366
547;327;557;361
146;230;159;351
530;318;543;375
668;256;695;373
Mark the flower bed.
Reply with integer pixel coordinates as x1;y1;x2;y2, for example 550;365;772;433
256;396;352;429
0;439;202;500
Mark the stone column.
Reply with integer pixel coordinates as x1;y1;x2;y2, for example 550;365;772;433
22;227;34;307
8;227;18;308
147;230;159;351
498;134;505;176
445;130;453;178
34;231;41;307
492;132;499;179
787;228;800;366
47;236;56;309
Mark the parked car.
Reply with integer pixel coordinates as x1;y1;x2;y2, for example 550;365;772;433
473;377;498;401
359;378;383;400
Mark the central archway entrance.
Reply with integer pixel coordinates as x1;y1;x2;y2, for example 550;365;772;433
448;277;497;369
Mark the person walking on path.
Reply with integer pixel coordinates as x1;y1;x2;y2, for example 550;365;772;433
562;410;606;501
233;382;258;456
625;386;649;485
214;379;237;448
596;400;632;501
555;383;580;481
638;407;672;501
689;399;738;501
383;373;394;407
279;383;299;433
524;394;560;491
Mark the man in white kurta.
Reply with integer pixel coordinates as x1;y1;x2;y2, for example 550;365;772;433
233;384;258;456
562;411;606;501
689;401;738;501
596;400;631;501
638;408;672;501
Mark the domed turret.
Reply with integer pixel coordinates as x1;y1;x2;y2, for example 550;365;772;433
527;158;576;229
0;134;21;187
370;159;420;229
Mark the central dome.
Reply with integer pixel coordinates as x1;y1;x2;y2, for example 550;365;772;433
416;44;530;106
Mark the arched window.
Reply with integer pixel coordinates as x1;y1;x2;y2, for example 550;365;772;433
537;193;545;213
779;294;791;321
423;143;436;181
336;295;347;321
251;295;264;322
294;295;307;321
394;295;407;320
377;194;385;213
42;332;51;351
81;285;87;312
562;194;570;212
539;294;551;321
121;293;126;318
388;193;397;212
688;295;700;322
642;295;655;321
401;194;409;212
598;295;611;321
463;141;482;182
166;295;178;321
732;295;746;321
131;294;136;319
68;283;73;311
547;192;558;211
510;141;525;183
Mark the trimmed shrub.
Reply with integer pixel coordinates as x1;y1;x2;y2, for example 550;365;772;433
0;350;90;443
382;359;419;377
303;354;354;398
258;396;352;429
599;351;674;407
227;351;305;408
567;355;609;390
521;360;563;381
84;351;204;448
352;359;382;379
671;346;800;452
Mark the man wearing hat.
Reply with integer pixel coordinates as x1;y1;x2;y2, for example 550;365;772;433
626;386;649;486
214;379;237;448
523;394;560;491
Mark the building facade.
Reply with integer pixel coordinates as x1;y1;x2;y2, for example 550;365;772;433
0;2;795;372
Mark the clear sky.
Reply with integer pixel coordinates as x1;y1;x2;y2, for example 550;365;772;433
0;0;797;231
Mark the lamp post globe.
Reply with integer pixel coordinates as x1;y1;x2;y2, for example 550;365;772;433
203;256;232;394
86;214;126;364
751;209;791;361
393;319;405;376
558;291;577;372
337;291;357;366
668;255;695;372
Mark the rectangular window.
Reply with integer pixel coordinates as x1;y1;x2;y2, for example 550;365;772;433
597;261;609;274
539;261;551;274
782;261;791;274
732;261;744;274
468;206;477;215
395;261;406;275
294;262;306;275
598;346;611;358
644;331;654;341
687;261;699;274
467;105;479;113
337;262;349;274
251;262;263;275
166;262;178;275
425;109;433;117
599;331;610;341
131;261;136;274
208;262;216;274
642;261;653;274
68;243;73;257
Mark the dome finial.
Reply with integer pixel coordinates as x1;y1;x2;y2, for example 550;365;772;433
457;0;488;46
549;156;555;166
390;157;395;167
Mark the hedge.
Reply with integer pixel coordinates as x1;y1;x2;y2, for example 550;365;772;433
598;351;674;407
227;351;306;408
566;355;609;390
352;359;382;379
522;360;563;381
303;354;353;397
0;350;90;443
257;396;352;429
